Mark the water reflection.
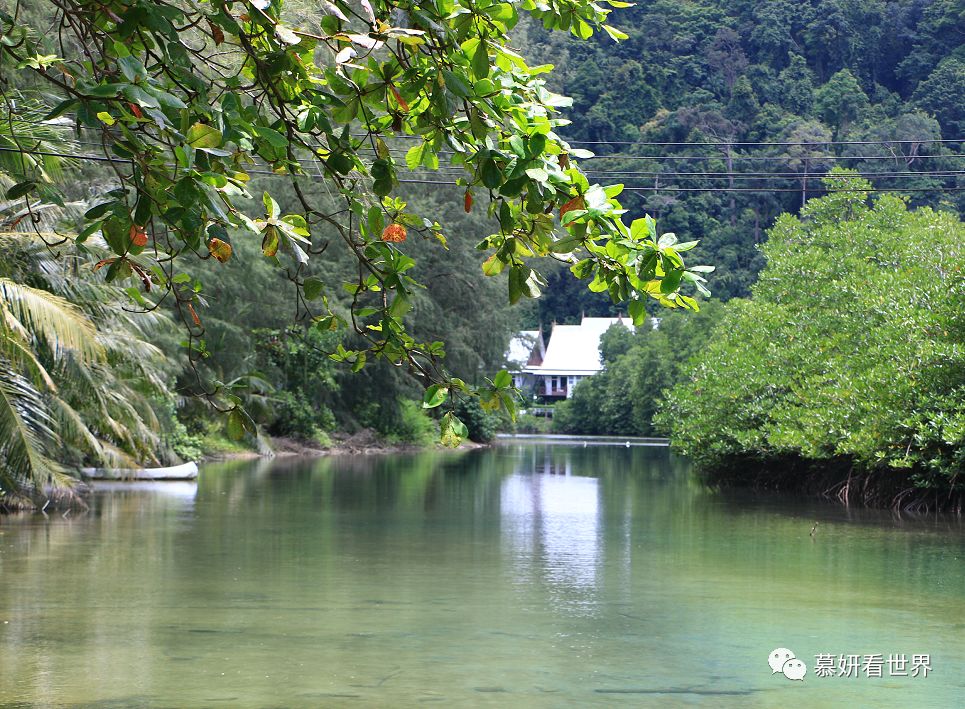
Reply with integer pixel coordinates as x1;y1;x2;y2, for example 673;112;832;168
0;445;962;708
501;449;601;613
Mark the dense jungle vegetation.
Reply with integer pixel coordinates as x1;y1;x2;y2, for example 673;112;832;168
0;0;963;509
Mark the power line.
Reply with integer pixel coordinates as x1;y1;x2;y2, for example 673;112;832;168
4;146;963;195
15;116;965;155
390;178;965;194
353;132;965;148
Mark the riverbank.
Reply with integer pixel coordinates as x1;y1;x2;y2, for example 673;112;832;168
202;428;489;461
698;454;964;515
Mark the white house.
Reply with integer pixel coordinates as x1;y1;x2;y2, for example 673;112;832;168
507;316;633;400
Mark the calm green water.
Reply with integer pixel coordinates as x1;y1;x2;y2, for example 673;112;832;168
1;445;963;708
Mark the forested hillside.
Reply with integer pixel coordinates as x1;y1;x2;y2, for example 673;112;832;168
521;0;965;318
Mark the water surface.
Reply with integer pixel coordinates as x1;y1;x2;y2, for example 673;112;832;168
1;446;962;707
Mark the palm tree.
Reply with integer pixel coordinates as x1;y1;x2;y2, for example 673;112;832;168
0;95;178;510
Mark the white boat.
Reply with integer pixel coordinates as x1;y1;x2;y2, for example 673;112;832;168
81;461;199;481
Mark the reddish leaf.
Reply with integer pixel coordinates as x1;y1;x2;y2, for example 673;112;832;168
207;237;233;263
130;262;152;292
559;196;585;220
130;223;148;247
381;223;407;243
464;190;473;213
129;103;143;119
390;85;409;112
208;20;225;45
93;257;116;272
187;302;201;327
559;153;570;169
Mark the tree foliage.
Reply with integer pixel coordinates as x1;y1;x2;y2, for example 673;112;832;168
0;0;708;445
660;171;965;508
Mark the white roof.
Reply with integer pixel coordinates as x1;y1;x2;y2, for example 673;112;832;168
506;330;540;368
523;317;631;375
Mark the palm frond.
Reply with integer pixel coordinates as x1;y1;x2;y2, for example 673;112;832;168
0;97;77;184
46;395;104;461
0;333;57;389
0;277;104;361
0;364;66;502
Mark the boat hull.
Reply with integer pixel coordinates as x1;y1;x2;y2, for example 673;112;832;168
81;462;199;481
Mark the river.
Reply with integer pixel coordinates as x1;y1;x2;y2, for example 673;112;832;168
0;445;962;707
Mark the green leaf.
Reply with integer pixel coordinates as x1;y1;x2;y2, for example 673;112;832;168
630;218;648;240
482;253;504;276
328;152;354;175
371;158;394;197
481;159;502;189
367;205;385;238
263;192;280;219
571;259;594;279
442;69;470;98
121;84;159;108
351;351;367;372
44;99;77;120
405;142;429;171
303;277;324;300
389;293;411;317
227;409;251;440
660;268;683;294
440;411;468;447
508;265;541;304
471;41;489;79
5;181;36;200
493;370;512;388
253;125;288;148
508;265;524;304
423;384;449;409
638;251;660;280
528;133;547;157
118;55;146;82
101;216;131;255
550;235;582;253
628;299;647;326
186;123;222;149
603;24;629;41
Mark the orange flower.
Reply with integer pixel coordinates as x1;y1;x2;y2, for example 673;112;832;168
381;223;407;243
